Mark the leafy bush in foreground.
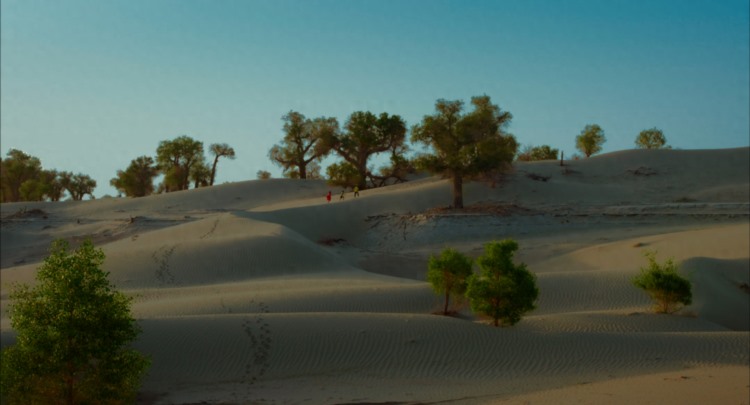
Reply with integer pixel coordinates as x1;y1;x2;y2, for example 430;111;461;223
1;239;149;404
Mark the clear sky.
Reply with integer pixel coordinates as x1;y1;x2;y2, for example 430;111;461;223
2;0;748;198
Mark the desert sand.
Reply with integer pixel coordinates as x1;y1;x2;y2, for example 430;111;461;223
1;147;749;404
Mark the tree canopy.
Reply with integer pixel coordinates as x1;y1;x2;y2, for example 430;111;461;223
1;150;102;202
59;172;97;201
411;95;518;208
517;144;559;161
321;111;407;190
1;149;43;202
427;248;474;315
635;127;668;149
466;239;538;326
325;161;359;189
208;143;236;185
40;170;66;202
0;239;150;404
190;160;211;188
368;144;415;187
0;149;67;202
156;135;205;192
110;156;159;197
269;111;338;180
575;124;606;157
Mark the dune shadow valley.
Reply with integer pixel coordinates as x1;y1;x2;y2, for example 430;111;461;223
2;148;749;404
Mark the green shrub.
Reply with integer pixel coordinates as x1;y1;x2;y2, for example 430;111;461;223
466;239;538;326
427;248;474;315
632;251;692;314
1;239;150;404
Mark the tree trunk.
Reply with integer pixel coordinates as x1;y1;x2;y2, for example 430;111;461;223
299;163;307;180
452;174;464;209
66;365;75;405
66;311;75;405
357;160;368;190
443;291;450;315
210;156;219;186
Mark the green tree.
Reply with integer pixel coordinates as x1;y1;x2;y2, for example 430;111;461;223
632;251;692;314
110;156;159;197
325;161;360;189
18;177;47;202
208;143;236;186
42;170;66;202
306;161;323;180
190;160;211;188
411;95;518;209
269;111;338;180
1;152;70;202
0;149;44;202
517;144;559;161
156;135;205;192
575;124;606;157
368;144;415;187
0;239;150;404
256;170;272;180
635;127;668;149
322;111;407;190
59;172;97;201
427;248;474;315
466;239;538;326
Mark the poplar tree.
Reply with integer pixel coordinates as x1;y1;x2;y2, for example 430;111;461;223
322;111;407;190
412;95;517;208
156;135;204;191
575;124;606;157
427;248;474;315
466;239;538;326
1;240;150;404
269;111;337;179
635;128;668;149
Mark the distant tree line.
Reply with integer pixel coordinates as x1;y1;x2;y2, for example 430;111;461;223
517;144;559;162
265;95;672;208
0;137;237;202
268;95;519;208
2;93;670;204
0;149;97;203
109;137;236;197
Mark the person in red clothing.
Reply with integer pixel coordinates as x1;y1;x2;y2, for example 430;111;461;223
326;191;332;203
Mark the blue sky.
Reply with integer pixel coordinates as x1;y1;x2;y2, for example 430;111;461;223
2;0;748;197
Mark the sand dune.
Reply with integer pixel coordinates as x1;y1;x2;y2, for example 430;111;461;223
130;312;747;404
1;148;748;404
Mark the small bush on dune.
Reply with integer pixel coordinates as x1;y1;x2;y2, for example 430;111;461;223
465;239;539;326
427;248;474;315
632;250;692;314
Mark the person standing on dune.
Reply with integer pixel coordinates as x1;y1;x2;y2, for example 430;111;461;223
326;191;331;203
